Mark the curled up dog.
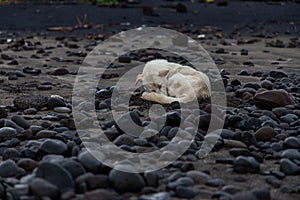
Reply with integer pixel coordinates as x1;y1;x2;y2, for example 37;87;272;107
136;59;211;104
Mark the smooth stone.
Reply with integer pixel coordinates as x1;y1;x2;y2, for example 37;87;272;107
254;90;295;110
283;137;300;149
11;115;30;129
61;160;86;179
219;129;236;139
39;139;68;155
265;176;281;188
2;148;21;160
144;171;158;187
229;148;251;157
140;192;170;200
0;127;17;139
76;173;109;190
261;80;273;90
279;159;300;175
233;156;260;173
78;151;104;173
224;139;247;148
51;68;69;75
269;70;288;78
36;130;57;138
240;131;258;147
114;134;134;146
83;189;115;200
108;164;145;193
29;178;60;199
47;97;65;110
17;158;39;171
54;107;71;113
222;185;242;194
36;161;75;192
13;95;48;110
23;108;37;115
206;178;225;187
281;149;300;160
0;159;20;177
175;186;198;198
254;126;276;141
272;107;289;117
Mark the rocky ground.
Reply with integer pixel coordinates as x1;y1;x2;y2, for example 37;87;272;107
0;0;300;200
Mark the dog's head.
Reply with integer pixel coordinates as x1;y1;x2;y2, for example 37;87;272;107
136;69;170;93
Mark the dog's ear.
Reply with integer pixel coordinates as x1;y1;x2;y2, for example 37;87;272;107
159;70;169;77
135;74;143;85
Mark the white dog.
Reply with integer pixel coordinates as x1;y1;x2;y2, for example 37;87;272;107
136;59;211;104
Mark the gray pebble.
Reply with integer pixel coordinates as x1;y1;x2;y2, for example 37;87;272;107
140;192;170;200
36;161;75;192
283;136;300;149
108;164;145;192
175;186;198;198
29;178;60;199
281;149;300;160
54;107;71;113
11;115;30;129
39;139;68;155
233;156;260;173
0;127;17;140
78;151;104;173
0;159;21;177
280;158;300;175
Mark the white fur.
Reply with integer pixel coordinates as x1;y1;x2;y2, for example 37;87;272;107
136;59;211;104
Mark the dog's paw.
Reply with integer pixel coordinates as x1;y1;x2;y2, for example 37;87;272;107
141;92;154;101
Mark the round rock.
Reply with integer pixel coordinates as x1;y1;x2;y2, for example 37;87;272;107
233;156;260;173
108;164;145;193
29;178;60;199
253;90;295;110
39;139;68;155
36;161;75;192
254;126;276;141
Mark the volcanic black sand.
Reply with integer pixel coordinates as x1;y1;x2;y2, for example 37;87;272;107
0;1;300;200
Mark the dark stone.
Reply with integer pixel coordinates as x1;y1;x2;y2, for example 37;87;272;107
233;156;260;173
36;161;75;192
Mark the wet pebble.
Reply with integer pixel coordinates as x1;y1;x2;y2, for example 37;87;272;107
281;149;300;160
23;108;37;115
140;192;170;200
254;126;276;141
54;107;71;113
11;115;30;129
47;97;65;109
233;156;260;173
29;178;60;199
36;161;75;192
254;90;295;110
279;158;300;175
0;159;21;177
108;164;145;192
83;189;115;200
39;139;68;155
17;158;38;171
175;186;197;198
0;127;17;140
78;151;104;173
283;137;300;149
51;68;69;76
